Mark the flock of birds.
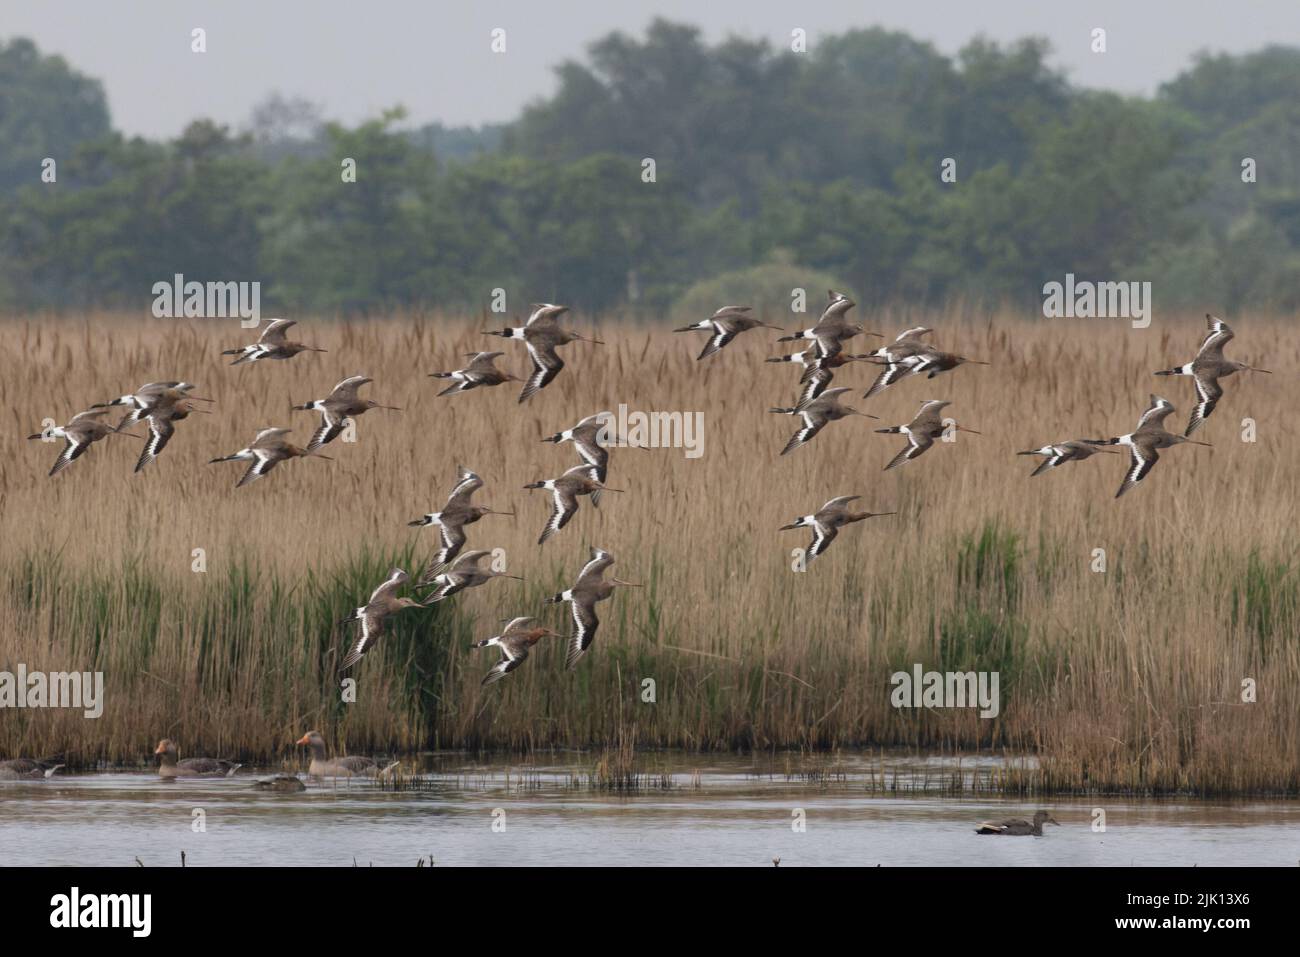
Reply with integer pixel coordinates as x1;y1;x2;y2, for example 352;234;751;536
27;300;1270;685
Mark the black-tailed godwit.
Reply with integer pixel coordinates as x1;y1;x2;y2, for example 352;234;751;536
473;617;566;686
1084;394;1211;498
780;496;896;561
1155;314;1271;435
417;549;523;603
408;466;514;564
134;397;212;473
292;375;400;451
767;349;873;406
484;303;603;402
28;409;137;477
1016;440;1121;477
877;399;980;471
428;351;520;396
339;568;424;670
221;319;325;365
675;306;784;360
524;464;623;544
208;428;331;487
544;546;640;669
770;386;878;455
776;290;879;358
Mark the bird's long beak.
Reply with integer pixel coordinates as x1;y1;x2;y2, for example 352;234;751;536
295;734;311;746
867;511;898;518
311;347;328;353
611;578;642;587
484;508;516;516
851;410;880;419
1188;440;1212;447
595;484;625;492
1251;367;1272;374
189;396;215;402
966;359;991;365
762;323;786;331
578;334;605;345
864;330;885;338
190;409;214;414
310;451;334;460
956;425;981;434
779;522;800;530
378;405;402;411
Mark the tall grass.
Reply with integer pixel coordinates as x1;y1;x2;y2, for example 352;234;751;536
0;309;1297;794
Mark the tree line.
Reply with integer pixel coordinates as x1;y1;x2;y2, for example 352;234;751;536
2;22;1298;316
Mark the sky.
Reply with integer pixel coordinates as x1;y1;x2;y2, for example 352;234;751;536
5;0;1299;138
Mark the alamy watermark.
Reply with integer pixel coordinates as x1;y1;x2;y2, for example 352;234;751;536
151;274;261;327
1042;273;1151;328
890;664;1000;719
596;404;704;459
0;666;103;719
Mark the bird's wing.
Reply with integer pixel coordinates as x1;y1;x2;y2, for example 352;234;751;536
1186;372;1223;436
696;322;739;360
307;410;345;451
341;614;382;670
329;376;372;401
135;416;175;472
520;341;564;401
1196;315;1234;357
884;431;933;471
565;599;600;669
446;467;483;506
808;522;839;559
822;495;861;511
539;486;578;544
1137;395;1176;430
434;520;468;565
781;411;825;455
235;450;279;488
1117;443;1159;498
369;568;409;604
577;548;615;586
258;319;297;343
49;435;89;477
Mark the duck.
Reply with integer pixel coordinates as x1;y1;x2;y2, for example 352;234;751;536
975;810;1060;835
0;758;65;780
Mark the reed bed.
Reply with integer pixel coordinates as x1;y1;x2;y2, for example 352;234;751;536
0;308;1297;795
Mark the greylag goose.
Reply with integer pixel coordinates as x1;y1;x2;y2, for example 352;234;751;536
296;730;397;779
154;739;241;778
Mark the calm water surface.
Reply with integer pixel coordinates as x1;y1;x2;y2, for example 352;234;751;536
3;753;1297;866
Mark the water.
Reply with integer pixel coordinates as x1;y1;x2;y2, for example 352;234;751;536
3;753;1297;866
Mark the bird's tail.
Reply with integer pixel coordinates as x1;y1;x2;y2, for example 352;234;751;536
874;426;904;434
769;406;796;415
543;592;564;605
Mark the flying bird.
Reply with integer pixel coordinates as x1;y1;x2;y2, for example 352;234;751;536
292;375;400;450
1155;314;1271;435
208;427;331;487
92;381;212;431
674;305;784;360
473;617;566;686
770;386;878;455
484;303;603;402
428;351;520;396
780;496;895;562
418;549;523;603
524;464;623;544
1084;394;1211;498
28;408;138;477
767;349;874;406
876;399;979;471
221;319;325;365
339;568;424;671
776;290;880;359
544;547;640;669
408;466;514;564
1016;440;1121;477
135;397;212;473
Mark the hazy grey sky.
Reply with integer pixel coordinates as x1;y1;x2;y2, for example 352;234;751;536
6;1;1298;138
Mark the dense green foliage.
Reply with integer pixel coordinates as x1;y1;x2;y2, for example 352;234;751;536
2;22;1299;314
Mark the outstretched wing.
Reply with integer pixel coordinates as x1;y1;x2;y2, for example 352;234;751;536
258;319;297;344
329;376;372;401
308;410;345;451
539;487;578;544
1186;372;1223;436
565;600;600;669
482;644;529;686
696;322;738;360
1116;443;1158;498
781;412;825;456
884;432;933;471
520;342;563;402
135;416;175;473
235;450;278;488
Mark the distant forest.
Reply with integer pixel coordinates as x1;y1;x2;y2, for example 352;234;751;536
3;20;1299;315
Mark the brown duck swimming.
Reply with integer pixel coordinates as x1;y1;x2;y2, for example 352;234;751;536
296;730;397;779
975;810;1060;835
154;739;241;779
